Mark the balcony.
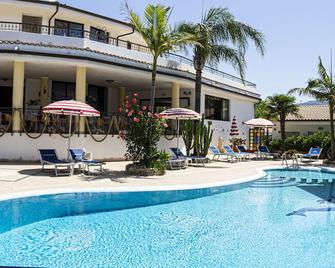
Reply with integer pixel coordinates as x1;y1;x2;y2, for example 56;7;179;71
0;21;258;95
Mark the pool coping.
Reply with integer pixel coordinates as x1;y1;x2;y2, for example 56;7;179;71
0;165;334;202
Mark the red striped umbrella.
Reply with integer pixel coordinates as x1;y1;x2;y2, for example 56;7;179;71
43;100;100;159
159;108;201;157
43;100;100;117
230;116;239;136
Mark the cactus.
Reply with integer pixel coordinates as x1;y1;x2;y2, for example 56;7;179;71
194;115;213;157
181;120;194;156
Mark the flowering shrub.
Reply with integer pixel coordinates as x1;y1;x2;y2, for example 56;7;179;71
119;93;167;168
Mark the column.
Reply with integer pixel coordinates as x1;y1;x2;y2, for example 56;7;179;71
119;86;126;109
12;61;25;132
39;77;49;108
76;66;86;133
171;82;180;108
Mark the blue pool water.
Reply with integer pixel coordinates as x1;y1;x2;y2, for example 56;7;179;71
1;168;335;267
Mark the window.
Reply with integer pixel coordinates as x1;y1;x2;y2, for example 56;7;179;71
52;82;75;102
90;27;109;44
54;19;84;38
205;95;230;121
140;98;190;113
87;85;107;112
22;15;42;33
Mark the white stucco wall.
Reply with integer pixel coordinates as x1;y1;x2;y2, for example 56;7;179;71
201;86;256;148
0;133;184;161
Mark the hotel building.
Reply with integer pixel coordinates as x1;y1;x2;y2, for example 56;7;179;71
0;0;260;160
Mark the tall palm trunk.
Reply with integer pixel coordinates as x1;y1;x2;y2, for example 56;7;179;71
150;56;158;111
194;47;205;113
280;115;286;153
329;102;335;160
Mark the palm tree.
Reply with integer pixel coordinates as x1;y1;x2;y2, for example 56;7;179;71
265;94;299;153
178;7;265;112
289;57;335;160
255;99;275;146
127;4;198;111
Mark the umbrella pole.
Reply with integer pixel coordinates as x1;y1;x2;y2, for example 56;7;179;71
67;114;72;160
177;119;180;159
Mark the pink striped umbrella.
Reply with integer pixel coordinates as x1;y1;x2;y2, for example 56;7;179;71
43;100;100;159
43;100;100;117
159;108;201;156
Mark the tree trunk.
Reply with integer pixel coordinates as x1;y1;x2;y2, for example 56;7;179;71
329;103;335;160
195;69;202;113
194;48;205;113
150;56;158;112
280;115;286;153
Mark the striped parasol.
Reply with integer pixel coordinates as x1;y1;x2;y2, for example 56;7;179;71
159;108;201;157
43;100;100;159
159;108;201;120
229;116;239;136
43;100;100;117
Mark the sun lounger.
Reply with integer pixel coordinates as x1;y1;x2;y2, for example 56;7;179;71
300;147;322;162
258;146;280;160
170;147;208;166
237;145;258;159
38;149;74;176
69;148;104;175
223;145;246;161
209;145;234;161
166;157;188;170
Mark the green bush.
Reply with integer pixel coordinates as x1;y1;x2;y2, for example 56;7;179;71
269;131;330;156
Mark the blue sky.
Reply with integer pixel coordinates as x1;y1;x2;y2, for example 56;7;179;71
63;0;334;101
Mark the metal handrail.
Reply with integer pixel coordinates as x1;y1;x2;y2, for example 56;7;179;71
0;21;256;88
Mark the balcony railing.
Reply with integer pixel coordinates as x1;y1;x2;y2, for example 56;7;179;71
0;21;256;88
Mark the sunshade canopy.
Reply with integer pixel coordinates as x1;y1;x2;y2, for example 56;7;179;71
159;108;201;120
243;118;274;127
43;100;100;117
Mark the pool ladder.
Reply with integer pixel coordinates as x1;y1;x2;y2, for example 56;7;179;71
282;153;299;169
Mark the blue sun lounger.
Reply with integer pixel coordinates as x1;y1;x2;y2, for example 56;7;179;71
301;147;322;162
209;145;233;161
237;145;258;159
69;148;104;175
39;149;74;176
223;145;246;161
170;147;207;166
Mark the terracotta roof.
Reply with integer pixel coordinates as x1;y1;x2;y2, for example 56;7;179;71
287;105;330;121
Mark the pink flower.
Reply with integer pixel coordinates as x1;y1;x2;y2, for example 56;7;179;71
148;112;152;117
131;98;137;104
127;111;133;117
125;96;129;101
142;105;147;111
133;93;138;97
138;111;143;116
163;122;168;128
125;109;129;113
154;113;159;118
126;103;130;109
133;117;140;123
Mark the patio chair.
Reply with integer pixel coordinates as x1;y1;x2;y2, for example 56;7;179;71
209;145;234;161
166;157;188;170
222;145;246;161
69;148;104;175
258;146;280;160
237;145;258;159
300;147;322;162
170;147;208;166
38;149;74;176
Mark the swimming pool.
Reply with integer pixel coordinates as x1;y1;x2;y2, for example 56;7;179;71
1;168;335;267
